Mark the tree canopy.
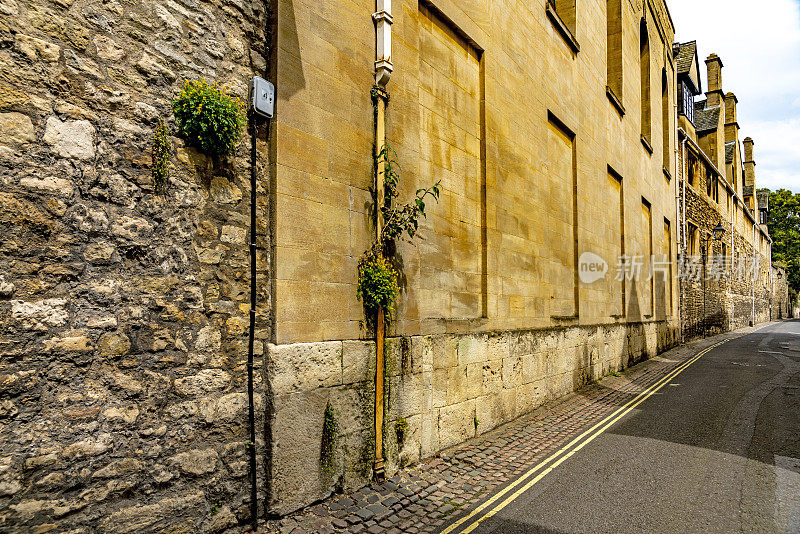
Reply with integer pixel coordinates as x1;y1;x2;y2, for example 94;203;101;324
764;189;800;295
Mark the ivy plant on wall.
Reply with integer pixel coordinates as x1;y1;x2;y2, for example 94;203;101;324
172;79;245;157
151;119;170;193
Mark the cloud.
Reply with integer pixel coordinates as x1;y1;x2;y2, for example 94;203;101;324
669;0;800;191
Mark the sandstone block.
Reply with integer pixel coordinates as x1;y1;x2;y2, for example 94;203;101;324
19;176;74;197
43;332;93;353
111;215;154;243
0;112;35;145
194;325;222;352
174;369;231;396
11;299;68;331
24;453;58;470
97;331;131;358
457;335;484;365
0;276;14;297
269;341;342;394
84;242;116;264
135;51;176;81
93;34;126;61
102;405;139;424
102;492;205;533
267;389;330;515
342;340;374;384
438;400;475;449
92;457;143;478
171;448;218;476
203;505;237;533
220;225;247;244
210;177;243;204
62;434;113;459
43;116;95;160
198;392;261;423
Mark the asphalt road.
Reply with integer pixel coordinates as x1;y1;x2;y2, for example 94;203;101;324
467;321;800;534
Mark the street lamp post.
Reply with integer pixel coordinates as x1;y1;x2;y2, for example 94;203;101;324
700;223;726;336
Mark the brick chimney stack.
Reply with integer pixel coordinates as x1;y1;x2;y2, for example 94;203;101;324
705;53;724;108
724;92;738;144
743;137;756;188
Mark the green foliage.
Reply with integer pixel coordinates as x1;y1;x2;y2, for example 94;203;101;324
764;189;800;292
394;416;408;444
357;254;400;315
172;79;245;157
377;144;442;247
320;402;339;477
152;119;170;193
357;143;441;319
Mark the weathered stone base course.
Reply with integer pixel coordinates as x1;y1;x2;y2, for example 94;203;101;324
257;323;768;534
266;321;678;514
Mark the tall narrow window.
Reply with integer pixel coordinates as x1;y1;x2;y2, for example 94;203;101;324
639;19;651;141
688;222;698;256
662;70;670;169
662;219;673;317
606;0;623;100
641;199;653;317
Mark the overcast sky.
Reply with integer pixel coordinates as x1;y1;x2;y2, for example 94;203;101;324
668;0;800;193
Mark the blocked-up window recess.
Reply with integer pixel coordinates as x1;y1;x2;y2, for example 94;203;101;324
640;19;651;143
606;0;623;102
547;0;579;53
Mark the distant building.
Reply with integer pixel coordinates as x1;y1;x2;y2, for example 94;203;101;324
673;42;773;338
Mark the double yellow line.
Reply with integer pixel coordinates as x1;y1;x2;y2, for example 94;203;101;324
440;338;731;534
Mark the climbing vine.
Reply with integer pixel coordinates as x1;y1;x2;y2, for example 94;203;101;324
394;416;409;445
151;119;170;194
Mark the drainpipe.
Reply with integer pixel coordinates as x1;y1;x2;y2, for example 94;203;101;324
679;134;687;341
673;71;680;334
246;112;259;531
372;0;393;481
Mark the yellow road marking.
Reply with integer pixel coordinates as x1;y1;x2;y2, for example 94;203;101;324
441;338;731;534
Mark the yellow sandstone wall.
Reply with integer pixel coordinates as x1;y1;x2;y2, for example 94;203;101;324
273;0;679;342
267;0;681;513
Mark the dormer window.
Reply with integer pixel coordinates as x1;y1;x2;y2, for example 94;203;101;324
679;81;694;124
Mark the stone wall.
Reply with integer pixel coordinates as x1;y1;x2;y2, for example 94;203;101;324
266;320;676;515
0;0;272;529
680;150;772;339
771;266;790;319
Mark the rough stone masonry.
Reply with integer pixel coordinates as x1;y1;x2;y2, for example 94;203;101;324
0;0;272;529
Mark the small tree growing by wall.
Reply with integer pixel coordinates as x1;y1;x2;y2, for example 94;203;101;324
357;144;440;318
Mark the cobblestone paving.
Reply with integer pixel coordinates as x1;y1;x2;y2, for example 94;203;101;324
256;331;749;534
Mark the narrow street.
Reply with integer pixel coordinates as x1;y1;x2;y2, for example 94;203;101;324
445;321;800;534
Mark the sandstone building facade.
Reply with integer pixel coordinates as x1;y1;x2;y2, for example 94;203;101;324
673;42;774;339
0;0;785;531
267;0;681;514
